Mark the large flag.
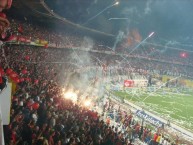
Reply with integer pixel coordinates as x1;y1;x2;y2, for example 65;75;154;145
4;34;17;42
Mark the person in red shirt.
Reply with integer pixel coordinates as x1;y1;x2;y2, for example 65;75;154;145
153;133;158;145
134;123;140;138
48;130;55;145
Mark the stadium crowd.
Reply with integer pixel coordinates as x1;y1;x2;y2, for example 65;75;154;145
8;19;193;68
0;44;185;145
0;19;192;145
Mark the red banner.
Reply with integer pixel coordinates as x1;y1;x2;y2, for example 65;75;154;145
17;36;26;42
26;38;31;43
6;35;17;42
124;80;134;87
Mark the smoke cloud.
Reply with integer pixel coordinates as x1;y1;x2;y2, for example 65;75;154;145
81;36;95;51
64;36;105;98
144;0;153;15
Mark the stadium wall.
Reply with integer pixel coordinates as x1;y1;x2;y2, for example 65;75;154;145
0;83;12;125
0;108;5;145
0;83;12;145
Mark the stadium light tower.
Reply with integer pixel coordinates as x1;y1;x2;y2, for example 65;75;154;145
83;1;119;25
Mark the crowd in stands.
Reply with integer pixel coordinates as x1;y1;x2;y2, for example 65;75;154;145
10;19;62;45
0;44;186;145
3;44;193;80
8;19;193;68
0;19;192;145
103;100;178;145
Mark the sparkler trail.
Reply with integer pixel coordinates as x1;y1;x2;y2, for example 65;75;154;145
142;76;181;102
130;41;193;53
108;18;128;20
128;31;155;55
83;2;119;25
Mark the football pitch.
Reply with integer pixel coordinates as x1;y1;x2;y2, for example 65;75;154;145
112;88;193;132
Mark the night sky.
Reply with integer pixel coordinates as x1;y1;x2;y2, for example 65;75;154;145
45;0;193;49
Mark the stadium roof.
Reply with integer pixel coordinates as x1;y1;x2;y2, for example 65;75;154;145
7;0;116;42
8;0;193;50
44;0;193;51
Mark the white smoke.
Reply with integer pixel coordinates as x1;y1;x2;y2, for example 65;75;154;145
121;7;141;25
94;0;98;4
67;36;105;98
113;31;125;50
81;36;95;51
67;50;93;92
121;7;139;16
121;7;141;18
144;0;153;15
160;41;174;53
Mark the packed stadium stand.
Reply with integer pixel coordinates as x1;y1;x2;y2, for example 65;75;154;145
1;0;193;145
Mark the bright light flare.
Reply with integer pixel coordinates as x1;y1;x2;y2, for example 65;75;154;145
64;92;77;102
180;52;188;58
62;88;66;93
112;1;119;6
114;1;119;5
84;100;91;107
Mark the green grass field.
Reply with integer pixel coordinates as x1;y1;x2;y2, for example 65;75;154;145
112;88;193;132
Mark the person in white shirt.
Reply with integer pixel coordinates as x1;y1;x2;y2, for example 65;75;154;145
159;135;164;145
163;138;169;145
32;112;38;123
